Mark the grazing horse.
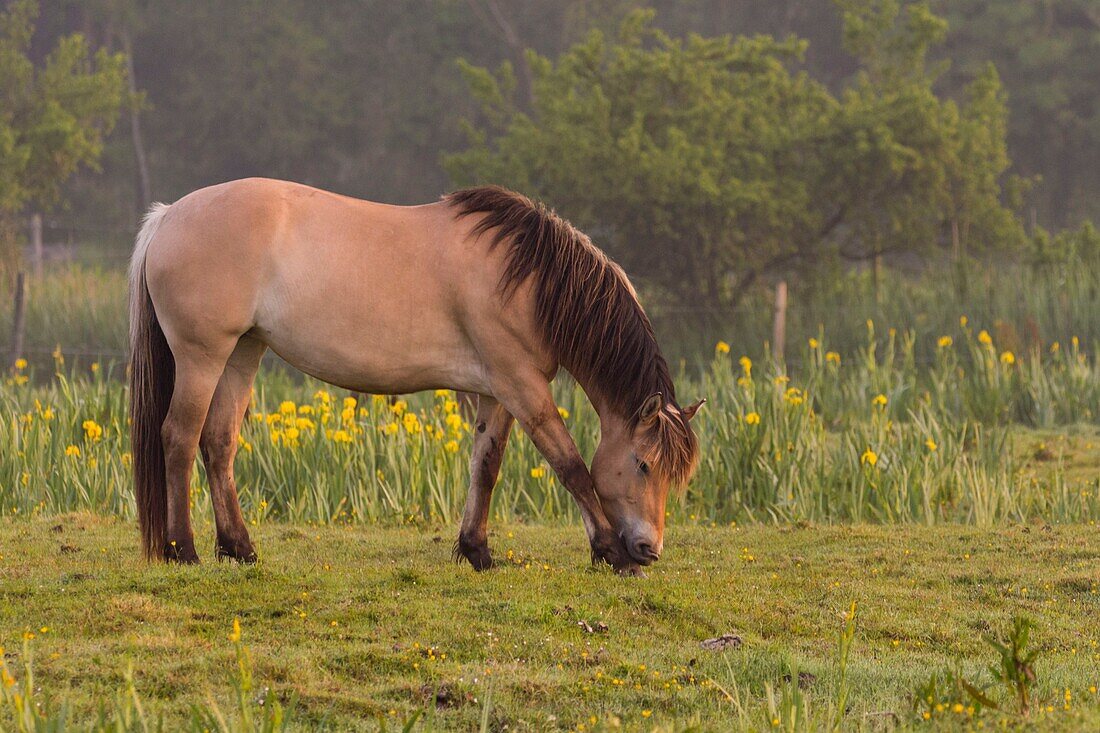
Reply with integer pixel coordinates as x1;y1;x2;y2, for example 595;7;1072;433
129;179;702;573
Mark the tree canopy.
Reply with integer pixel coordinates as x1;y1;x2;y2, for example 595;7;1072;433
445;4;1025;305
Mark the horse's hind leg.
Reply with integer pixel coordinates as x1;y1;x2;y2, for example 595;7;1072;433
455;395;514;571
200;335;266;563
162;342;238;563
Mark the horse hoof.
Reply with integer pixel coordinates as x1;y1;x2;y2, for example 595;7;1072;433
164;542;200;564
454;536;494;571
216;538;258;564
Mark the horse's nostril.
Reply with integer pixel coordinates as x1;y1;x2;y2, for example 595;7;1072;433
631;540;660;564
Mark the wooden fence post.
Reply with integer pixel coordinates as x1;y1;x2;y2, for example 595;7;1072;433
10;272;26;367
30;214;43;277
772;280;788;363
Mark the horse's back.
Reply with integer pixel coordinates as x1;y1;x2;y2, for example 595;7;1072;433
143;178;512;394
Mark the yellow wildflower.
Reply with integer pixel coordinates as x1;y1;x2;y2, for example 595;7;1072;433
65;445;81;458
314;389;331;404
715;340;730;355
825;351;840;364
924;438;937;452
229;617;242;642
402;412;422;434
978;330;992;345
530;466;546;479
557;406;570;420
13;358;27;370
872;394;888;407
444;440;459;453
391;399;408;416
808;337;819;349
744;412;760;425
331;429;352;444
937;335;953;348
1000;351;1015;365
382;422;399;436
783;387;804;405
279;400;297;415
739;355;752;378
861;448;878;467
82;419;103;441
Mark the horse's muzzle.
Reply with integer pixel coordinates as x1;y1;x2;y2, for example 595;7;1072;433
628;539;661;566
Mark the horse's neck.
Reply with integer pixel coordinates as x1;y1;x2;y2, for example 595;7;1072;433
574;375;631;435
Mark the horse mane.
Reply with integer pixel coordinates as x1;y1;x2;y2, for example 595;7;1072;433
445;185;699;486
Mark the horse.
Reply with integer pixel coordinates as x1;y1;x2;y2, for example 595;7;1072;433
128;178;703;573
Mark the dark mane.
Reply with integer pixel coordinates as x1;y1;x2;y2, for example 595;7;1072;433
446;185;699;486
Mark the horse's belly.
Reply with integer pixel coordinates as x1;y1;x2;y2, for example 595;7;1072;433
251;310;490;396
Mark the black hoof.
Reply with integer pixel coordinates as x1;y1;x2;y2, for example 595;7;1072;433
216;536;258;564
453;535;494;572
164;541;200;564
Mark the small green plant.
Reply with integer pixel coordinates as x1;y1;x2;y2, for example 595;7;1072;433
913;615;1042;723
990;616;1040;716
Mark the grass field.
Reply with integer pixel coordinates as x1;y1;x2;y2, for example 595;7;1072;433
3;264;1099;731
1;516;1098;731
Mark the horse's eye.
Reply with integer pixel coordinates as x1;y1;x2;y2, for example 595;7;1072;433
638;461;650;475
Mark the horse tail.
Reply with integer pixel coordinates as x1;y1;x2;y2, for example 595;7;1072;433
129;203;174;560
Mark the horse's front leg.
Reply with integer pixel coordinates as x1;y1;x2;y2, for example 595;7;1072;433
497;383;639;574
454;395;514;571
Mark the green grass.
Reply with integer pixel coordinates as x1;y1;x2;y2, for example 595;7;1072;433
1;516;1098;730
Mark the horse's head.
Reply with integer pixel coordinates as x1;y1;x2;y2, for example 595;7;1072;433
590;393;703;566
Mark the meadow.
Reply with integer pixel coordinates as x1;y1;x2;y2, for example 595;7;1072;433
2;518;1099;731
1;263;1099;731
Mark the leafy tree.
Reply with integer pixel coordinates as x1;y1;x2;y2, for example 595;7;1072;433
446;3;1026;306
0;0;127;272
936;0;1100;229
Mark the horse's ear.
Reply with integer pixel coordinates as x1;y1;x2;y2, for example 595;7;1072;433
639;392;663;424
682;398;706;421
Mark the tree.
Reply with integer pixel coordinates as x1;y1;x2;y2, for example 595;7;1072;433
446;3;1026;307
935;0;1100;229
0;0;128;273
